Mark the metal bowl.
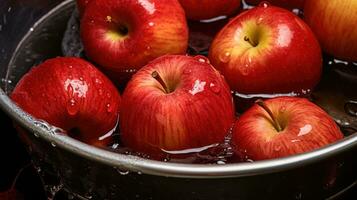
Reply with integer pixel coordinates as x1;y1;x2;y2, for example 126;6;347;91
0;0;356;199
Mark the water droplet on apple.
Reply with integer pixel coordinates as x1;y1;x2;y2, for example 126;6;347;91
106;103;114;113
148;22;154;27
219;52;231;63
257;17;264;25
194;55;209;63
106;15;112;23
68;65;73;69
98;89;103;96
67;98;79;116
106;92;112;98
209;82;221;93
259;1;270;8
79;77;84;81
94;78;102;85
291;139;300;143
146;46;151;50
183;68;192;75
274;144;282;152
198;58;206;63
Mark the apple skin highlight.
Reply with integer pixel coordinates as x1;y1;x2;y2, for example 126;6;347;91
120;55;235;158
11;57;121;147
209;5;322;95
232;97;344;161
80;0;189;74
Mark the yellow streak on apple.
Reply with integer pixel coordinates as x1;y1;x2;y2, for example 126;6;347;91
105;30;127;41
235;20;272;55
150;20;188;56
223;20;274;71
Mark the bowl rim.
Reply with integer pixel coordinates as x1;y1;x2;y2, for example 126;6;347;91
2;85;357;179
1;0;357;179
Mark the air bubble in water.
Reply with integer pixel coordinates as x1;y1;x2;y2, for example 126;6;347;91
34;120;52;131
51;142;57;147
112;143;119;149
217;160;226;165
116;168;130;175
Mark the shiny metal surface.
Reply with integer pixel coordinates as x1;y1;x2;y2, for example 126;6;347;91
0;0;356;199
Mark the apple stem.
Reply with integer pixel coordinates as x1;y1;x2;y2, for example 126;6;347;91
255;99;283;132
244;36;258;47
152;71;170;93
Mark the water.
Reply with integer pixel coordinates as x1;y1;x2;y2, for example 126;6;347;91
0;1;355;200
4;0;357;167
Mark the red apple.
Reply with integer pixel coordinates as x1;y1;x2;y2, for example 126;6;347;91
76;0;91;17
304;0;357;61
81;0;189;75
244;0;305;9
209;5;322;95
120;55;235;157
178;0;240;20
232;97;344;161
11;57;121;147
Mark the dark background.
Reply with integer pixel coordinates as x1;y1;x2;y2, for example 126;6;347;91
0;110;46;199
